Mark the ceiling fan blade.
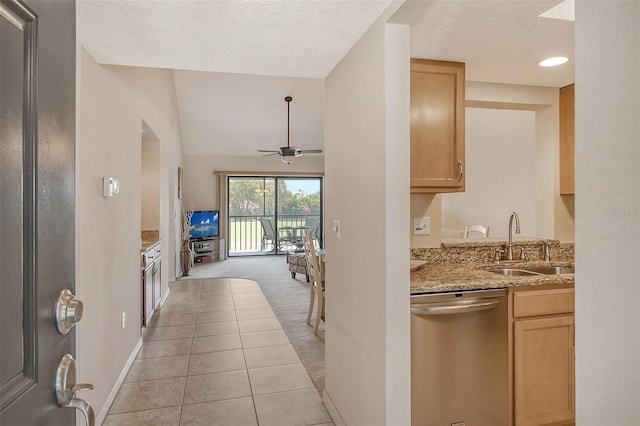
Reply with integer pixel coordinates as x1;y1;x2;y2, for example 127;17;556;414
299;149;323;154
257;149;280;153
261;152;280;157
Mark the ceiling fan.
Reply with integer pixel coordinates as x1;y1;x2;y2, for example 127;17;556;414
258;96;323;164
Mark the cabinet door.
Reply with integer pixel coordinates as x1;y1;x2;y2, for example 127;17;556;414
514;315;575;425
143;266;154;326
559;84;575;194
152;259;161;309
410;59;465;193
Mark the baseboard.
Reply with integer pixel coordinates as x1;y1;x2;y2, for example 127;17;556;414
323;389;346;426
160;285;171;306
96;337;143;425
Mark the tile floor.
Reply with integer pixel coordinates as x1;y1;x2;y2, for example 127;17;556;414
103;278;333;426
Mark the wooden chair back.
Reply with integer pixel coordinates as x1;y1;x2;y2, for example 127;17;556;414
302;230;323;287
463;224;490;238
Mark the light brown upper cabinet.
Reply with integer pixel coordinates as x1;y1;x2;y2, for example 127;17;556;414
559;84;575;194
410;59;465;193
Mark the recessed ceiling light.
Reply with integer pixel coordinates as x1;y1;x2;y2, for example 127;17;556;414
539;56;569;67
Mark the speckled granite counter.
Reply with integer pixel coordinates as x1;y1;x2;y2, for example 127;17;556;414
141;230;160;252
410;238;575;294
410;261;574;294
141;239;161;252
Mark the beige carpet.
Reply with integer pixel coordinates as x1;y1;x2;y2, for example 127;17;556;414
178;255;326;393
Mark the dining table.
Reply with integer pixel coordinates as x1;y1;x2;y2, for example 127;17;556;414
282;225;313;248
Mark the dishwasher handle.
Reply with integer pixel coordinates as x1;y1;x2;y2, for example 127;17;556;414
411;299;502;316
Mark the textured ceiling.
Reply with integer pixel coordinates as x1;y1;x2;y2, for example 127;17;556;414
173;71;324;156
76;0;393;79
76;0;574;156
411;0;574;87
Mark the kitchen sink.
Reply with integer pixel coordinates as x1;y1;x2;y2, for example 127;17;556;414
521;266;574;274
486;265;574;276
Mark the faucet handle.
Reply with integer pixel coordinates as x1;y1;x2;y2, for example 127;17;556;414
494;248;505;263
519;247;527;261
543;240;552;261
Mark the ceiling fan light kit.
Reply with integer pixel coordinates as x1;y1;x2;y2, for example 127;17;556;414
258;96;323;164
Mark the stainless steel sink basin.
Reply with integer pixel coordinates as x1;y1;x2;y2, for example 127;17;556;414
486;265;574;276
522;266;574;274
487;268;541;276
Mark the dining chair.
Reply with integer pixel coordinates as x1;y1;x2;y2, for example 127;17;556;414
463;224;490;238
304;216;321;241
303;230;324;336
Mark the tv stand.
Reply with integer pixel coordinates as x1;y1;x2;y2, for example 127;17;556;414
190;238;225;264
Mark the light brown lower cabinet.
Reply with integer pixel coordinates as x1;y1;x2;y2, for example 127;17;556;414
509;286;575;426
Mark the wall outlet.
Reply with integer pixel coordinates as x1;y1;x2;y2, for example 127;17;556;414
121;312;126;329
414;217;431;235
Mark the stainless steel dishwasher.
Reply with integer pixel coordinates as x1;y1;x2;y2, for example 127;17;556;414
411;288;508;426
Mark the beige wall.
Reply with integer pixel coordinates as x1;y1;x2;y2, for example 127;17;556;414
442;108;537;237
141;135;160;231
575;1;639;422
75;45;184;423
324;8;410;425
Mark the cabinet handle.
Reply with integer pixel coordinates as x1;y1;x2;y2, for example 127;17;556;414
457;160;464;181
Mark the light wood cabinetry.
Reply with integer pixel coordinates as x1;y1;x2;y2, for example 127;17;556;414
410;59;465;193
509;286;575;426
559;84;575;194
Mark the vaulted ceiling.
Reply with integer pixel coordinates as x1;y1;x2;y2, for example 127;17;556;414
76;0;574;156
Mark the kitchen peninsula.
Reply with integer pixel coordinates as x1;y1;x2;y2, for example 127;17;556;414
410;237;575;425
410;238;574;294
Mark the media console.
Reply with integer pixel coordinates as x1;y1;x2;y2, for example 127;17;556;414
190;238;225;264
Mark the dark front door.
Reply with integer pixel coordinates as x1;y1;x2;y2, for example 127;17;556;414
1;0;78;424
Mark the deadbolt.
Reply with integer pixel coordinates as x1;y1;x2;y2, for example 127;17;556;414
55;289;84;335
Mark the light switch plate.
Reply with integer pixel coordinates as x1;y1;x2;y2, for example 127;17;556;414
331;219;341;240
414;217;431;235
102;176;120;197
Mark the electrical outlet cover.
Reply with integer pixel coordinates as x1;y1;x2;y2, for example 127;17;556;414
414;217;431;235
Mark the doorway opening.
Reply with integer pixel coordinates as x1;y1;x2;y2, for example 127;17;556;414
227;176;323;256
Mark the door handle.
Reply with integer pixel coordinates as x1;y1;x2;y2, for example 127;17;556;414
55;289;84;334
55;354;95;426
410;299;501;316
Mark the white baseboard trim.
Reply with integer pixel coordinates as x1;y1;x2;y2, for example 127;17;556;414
323;389;346;426
160;286;170;306
96;337;143;425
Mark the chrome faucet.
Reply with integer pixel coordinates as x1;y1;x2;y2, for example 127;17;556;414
505;212;521;260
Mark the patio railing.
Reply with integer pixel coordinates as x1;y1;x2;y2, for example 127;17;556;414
228;214;320;255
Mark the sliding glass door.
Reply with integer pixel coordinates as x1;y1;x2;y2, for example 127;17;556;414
227;176;322;256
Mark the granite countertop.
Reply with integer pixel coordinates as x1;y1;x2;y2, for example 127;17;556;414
141;239;161;252
141;230;160;252
410;260;574;295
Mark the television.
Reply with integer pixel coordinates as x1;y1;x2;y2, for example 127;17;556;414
189;210;219;239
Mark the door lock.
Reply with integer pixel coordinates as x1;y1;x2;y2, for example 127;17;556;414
55;289;84;334
55;353;95;426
